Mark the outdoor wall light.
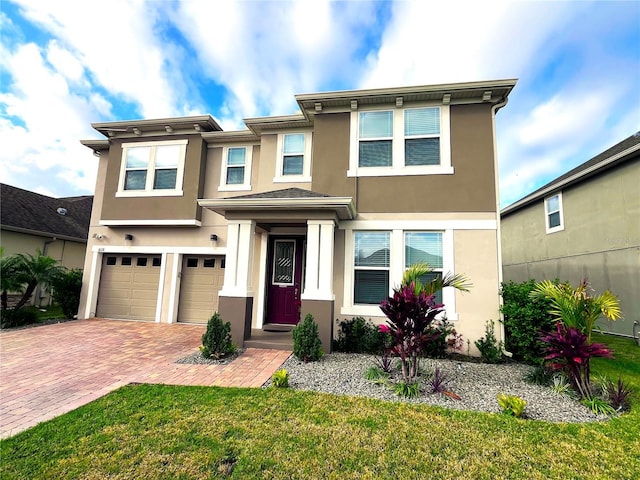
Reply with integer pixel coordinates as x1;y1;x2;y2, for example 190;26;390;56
124;234;134;241
210;234;218;241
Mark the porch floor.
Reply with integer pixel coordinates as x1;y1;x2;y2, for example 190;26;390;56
245;328;294;350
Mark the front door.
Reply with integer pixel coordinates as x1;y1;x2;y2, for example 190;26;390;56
266;237;304;325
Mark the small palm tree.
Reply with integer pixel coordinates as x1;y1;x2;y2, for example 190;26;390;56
0;249;23;311
10;250;64;311
531;279;622;343
402;262;472;297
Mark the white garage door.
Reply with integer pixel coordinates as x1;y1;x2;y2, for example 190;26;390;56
178;255;225;324
96;254;161;321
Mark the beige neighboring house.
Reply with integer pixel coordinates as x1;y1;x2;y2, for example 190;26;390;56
77;79;517;353
501;133;640;337
0;184;93;307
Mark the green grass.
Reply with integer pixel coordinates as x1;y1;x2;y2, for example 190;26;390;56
1;335;639;479
28;304;66;321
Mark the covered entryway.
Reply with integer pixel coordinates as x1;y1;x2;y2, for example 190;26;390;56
178;255;225;324
96;254;161;321
266;237;304;325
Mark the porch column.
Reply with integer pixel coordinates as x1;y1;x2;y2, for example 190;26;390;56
301;220;335;352
218;220;255;346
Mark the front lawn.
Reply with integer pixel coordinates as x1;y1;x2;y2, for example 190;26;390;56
1;335;639;479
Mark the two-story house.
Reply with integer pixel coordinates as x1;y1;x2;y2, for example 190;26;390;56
77;79;517;353
501;133;640;337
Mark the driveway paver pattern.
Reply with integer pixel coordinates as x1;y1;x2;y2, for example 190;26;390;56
0;318;291;439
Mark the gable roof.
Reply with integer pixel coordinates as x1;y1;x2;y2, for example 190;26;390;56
1;184;93;242
501;132;640;216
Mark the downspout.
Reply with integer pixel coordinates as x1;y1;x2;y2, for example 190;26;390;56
491;98;512;358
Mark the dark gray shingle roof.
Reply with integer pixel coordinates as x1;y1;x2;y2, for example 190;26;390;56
1;184;93;241
228;188;331;200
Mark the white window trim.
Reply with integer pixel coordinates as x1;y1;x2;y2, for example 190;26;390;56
116;139;188;197
544;192;565;234
348;105;452;177
274;130;313;183
341;224;457;320
218;145;253;192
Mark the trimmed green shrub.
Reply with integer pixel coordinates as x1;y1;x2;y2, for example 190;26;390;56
423;317;463;358
293;313;323;362
475;321;503;363
200;312;235;359
50;268;83;319
333;317;386;354
500;279;556;364
0;307;38;328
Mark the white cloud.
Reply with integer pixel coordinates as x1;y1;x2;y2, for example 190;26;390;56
173;0;380;125
0;42;102;195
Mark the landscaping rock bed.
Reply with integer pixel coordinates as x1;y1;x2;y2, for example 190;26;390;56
176;349;246;365
269;352;605;423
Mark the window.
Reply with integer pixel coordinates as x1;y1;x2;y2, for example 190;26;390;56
545;193;564;233
274;131;312;182
106;256;117;266
117;140;187;197
349;105;452;177
343;226;456;319
405;232;443;304
186;258;198;268
121;257;132;266
136;257;148;267
152;257;162;267
219;146;253;191
203;258;215;268
354;231;390;304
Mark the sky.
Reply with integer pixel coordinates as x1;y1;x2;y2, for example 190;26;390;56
1;0;638;208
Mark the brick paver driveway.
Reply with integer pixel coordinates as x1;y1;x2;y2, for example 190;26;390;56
0;318;291;439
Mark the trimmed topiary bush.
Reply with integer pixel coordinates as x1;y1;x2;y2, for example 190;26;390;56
475;320;503;363
200;312;235;359
293;313;323;362
500;279;556;364
333;317;386;354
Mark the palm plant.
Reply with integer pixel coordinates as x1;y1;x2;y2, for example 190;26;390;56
531;279;621;343
9;250;64;311
402;262;471;297
0;250;23;312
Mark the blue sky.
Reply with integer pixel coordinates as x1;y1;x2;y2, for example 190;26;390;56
1;0;638;207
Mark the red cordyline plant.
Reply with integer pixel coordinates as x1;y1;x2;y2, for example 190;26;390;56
380;283;443;383
540;322;613;399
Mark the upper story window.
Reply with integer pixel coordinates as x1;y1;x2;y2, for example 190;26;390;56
545;193;564;233
274;131;312;183
219;146;253;192
349;105;452;177
117;140;187;197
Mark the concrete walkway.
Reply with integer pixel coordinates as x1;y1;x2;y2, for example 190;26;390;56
0;318;291;439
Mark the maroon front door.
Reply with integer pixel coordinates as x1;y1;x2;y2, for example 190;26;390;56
266;237;304;325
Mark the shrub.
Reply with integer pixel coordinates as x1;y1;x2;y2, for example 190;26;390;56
475;321;503;363
423;317;463;358
0;307;38;328
497;393;527;418
551;374;576;397
333;317;386;354
540;322;613;399
200;313;235;359
380;283;443;383
582;397;615;416
271;369;289;388
525;364;555;386
364;366;389;385
394;381;420;398
500;279;556;364
603;377;632;412
293;314;323;362
50;268;83;319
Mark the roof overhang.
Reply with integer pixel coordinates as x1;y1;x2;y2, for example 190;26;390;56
501;141;640;217
91;115;222;139
296;78;518;117
243;114;312;136
198;196;356;221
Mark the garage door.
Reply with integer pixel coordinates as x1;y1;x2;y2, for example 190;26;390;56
96;254;162;321
178;255;225;324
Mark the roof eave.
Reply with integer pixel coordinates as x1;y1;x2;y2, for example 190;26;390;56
198;197;356;220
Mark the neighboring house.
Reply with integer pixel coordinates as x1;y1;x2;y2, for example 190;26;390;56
501;133;640;337
77;79;517;352
0;184;93;307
